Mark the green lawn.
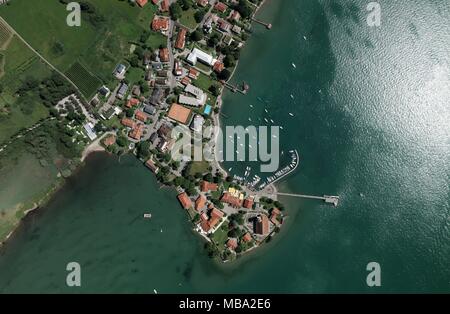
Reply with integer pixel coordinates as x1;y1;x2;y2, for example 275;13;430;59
0;35;52;144
146;32;167;49
0;0;159;89
179;8;198;30
126;67;145;85
211;222;229;252
193;72;215;91
188;160;210;176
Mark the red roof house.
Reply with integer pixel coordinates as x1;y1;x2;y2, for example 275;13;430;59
200;181;218;192
152;16;170;32
195;195;207;212
175;28;187;50
136;0;148;7
177;192;192;209
214;2;228;13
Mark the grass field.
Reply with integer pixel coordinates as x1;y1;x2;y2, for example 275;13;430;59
65;61;102;98
146;32;167;49
0;20;13;49
0;0;159;95
193;72;216;91
188;160;210;176
179;8;199;30
0;35;51;144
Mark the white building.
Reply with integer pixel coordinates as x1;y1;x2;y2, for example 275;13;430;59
179;95;202;107
190;115;205;133
83;123;98;141
186;48;217;66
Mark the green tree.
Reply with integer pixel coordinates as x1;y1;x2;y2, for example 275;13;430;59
190;30;203;42
170;3;182;20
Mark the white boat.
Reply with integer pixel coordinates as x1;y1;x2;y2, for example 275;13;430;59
143;213;152;219
248;118;252;121
264;118;269;123
228;167;233;171
292;63;296;69
303;35;307;40
289;113;294;117
264;109;269;113
270;119;275;123
160;229;163;233
290;94;294;99
250;104;253;108
154;289;158;294
280;126;284;130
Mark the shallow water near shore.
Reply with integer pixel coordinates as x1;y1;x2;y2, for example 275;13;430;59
0;0;449;292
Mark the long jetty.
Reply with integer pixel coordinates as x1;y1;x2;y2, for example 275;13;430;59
224;81;249;94
276;193;340;207
251;17;272;29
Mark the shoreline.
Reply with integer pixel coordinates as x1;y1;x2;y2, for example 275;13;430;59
0;175;65;248
0;132;114;247
0;0;282;258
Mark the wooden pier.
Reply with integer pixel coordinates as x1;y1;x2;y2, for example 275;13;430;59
251;17;272;29
224;81;249;94
277;193;340;206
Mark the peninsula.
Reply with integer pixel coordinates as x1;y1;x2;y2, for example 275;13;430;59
0;0;287;262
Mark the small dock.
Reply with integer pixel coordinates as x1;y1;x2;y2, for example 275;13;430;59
224;81;249;94
277;193;340;207
252;18;272;29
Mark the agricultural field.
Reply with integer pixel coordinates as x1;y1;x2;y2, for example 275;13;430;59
0;0;159;96
0;34;51;144
0;19;13;50
65;61;102;98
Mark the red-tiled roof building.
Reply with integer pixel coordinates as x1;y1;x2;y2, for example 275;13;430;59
220;192;243;208
159;48;170;62
214;2;228;13
243;197;254;209
152;16;170;32
195;195;206;212
188;67;199;79
136;0;148;7
145;159;159;174
200;181;218;193
135;110;148;122
213;61;225;73
160;0;169;12
227;238;238;250
121;118;136;129
126;98;140;108
103;135;116;147
129;124;144;140
242;232;252;243
255;214;270;235
177;192;192;209
175;28;187;50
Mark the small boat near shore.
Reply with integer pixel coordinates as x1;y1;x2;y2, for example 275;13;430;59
143;213;152;219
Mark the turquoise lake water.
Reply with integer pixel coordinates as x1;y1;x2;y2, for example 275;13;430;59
0;0;449;293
